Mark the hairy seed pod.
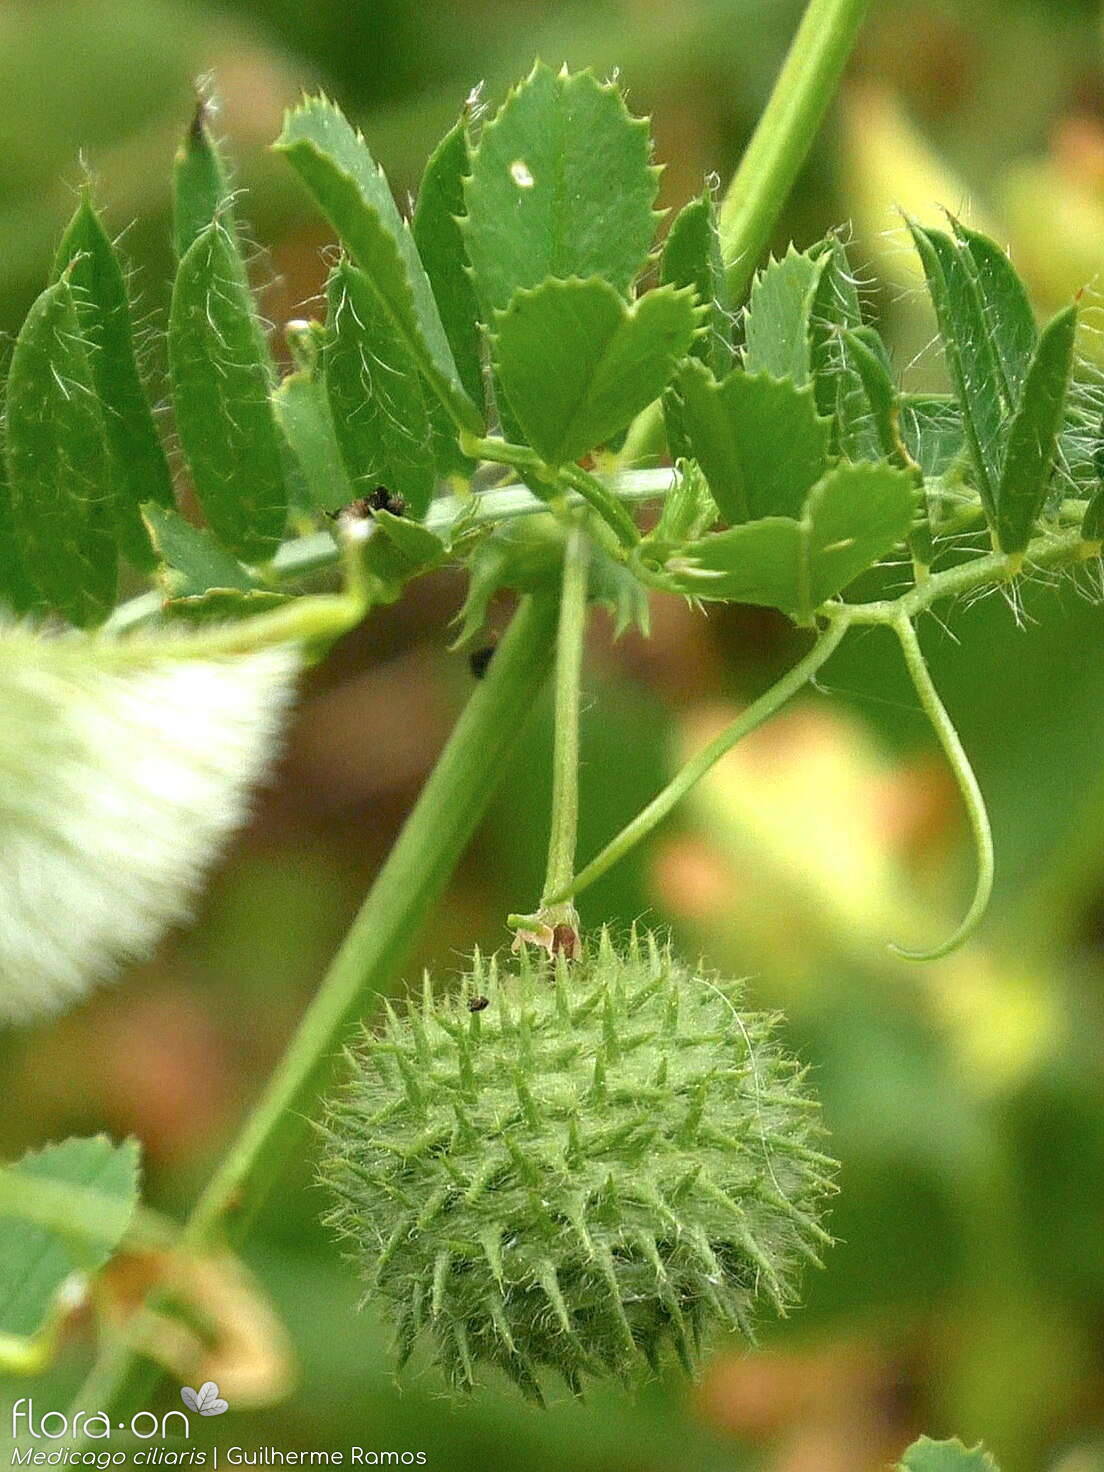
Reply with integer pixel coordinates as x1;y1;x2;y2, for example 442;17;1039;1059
0;623;299;1024
320;930;836;1401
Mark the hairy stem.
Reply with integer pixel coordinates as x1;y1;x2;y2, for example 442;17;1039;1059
718;0;871;301
888;612;994;961
545;619;849;903
69;591;560;1422
540;523;590;917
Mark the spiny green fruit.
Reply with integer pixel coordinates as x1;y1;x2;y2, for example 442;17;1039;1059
320;929;836;1401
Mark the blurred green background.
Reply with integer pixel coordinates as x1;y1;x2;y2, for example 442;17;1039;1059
4;0;1104;1468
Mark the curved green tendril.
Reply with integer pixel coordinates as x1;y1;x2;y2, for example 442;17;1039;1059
546;619;850;905
889;612;995;961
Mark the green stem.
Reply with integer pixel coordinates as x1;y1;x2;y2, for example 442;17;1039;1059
557;464;640;549
620;0;870;465
69;591;560;1423
718;0;872;301
820;526;1090;626
545;618;849;904
540;523;590;914
888;612;994;961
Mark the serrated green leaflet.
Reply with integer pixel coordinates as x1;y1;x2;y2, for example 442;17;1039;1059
169;221;289;563
660;190;732;378
324;261;436;518
462;62;660;315
807;240;877;458
4;278;116;626
53;194;173;570
908;220;1005;517
677;358;830;524
492;277;697;469
744;245;829;384
0;362;38;615
273;369;353;516
413;116;482;480
414;114;485;417
141;502;254;596
949;214;1036;410
993;303;1076;554
659;462;914;622
0;1136;140;1340
898;1436;999;1472
660;190;732;459
276;96;481;434
842;329;930;564
173;99;236;260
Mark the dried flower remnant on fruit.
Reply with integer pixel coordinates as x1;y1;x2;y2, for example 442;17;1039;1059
320;930;836;1399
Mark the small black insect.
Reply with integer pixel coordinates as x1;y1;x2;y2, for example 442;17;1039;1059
468;646;496;680
467;995;490;1013
327;486;407;523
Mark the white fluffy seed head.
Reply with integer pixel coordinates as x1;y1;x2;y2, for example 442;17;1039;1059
0;624;301;1025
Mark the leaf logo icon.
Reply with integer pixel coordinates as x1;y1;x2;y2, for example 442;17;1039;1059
181;1381;229;1416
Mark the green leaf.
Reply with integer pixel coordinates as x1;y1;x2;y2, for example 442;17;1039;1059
162;588;291;623
323;261;436;519
141;502;254;596
4;278;116;626
659;189;733;458
493;276;697;468
53;193;174;570
173;97;236;260
272;368;353;516
743;245;829;385
462;62;660;315
372;506;445;565
809;238;868;454
842;329;931;564
898;1436;1000;1472
949;215;1037;411
169;221;289;563
413;115;484;480
659;462;914;622
413;113;485;420
677;358;831;524
993;303;1077;554
276;95;481;434
908;219;1006;517
0;355;39;614
660;189;733;378
0;1136;140;1341
899;394;965;479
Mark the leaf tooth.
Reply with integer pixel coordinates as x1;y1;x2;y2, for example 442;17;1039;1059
537;1259;574;1335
